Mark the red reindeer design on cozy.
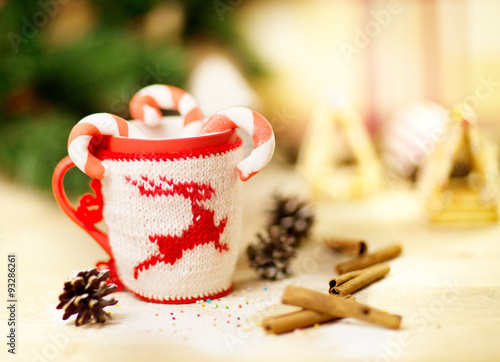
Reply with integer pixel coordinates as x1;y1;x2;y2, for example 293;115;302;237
125;176;228;279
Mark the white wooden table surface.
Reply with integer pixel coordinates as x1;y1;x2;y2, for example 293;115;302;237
1;161;500;362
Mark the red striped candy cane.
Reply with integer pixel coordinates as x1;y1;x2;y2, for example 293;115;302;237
129;84;204;136
68;113;146;180
200;107;275;181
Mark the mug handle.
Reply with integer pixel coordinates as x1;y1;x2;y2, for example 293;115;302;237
52;156;124;290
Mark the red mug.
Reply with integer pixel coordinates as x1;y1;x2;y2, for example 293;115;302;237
53;127;244;303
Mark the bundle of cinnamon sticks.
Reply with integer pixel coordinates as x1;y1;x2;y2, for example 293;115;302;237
261;240;403;334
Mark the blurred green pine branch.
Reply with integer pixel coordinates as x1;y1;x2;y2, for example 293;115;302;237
0;0;263;195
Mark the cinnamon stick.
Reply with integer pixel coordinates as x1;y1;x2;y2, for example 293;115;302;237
329;264;390;296
282;285;401;329
329;269;365;287
325;238;368;256
336;244;402;274
262;295;354;334
262;309;339;334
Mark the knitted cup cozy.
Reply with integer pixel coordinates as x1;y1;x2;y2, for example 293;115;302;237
92;134;243;303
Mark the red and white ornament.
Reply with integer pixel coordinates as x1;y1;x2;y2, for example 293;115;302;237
381;101;447;179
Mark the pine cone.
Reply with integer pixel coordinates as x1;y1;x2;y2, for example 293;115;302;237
57;268;118;326
268;194;314;246
246;226;297;280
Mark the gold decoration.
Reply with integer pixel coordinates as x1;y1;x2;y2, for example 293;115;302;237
297;96;383;199
417;104;499;223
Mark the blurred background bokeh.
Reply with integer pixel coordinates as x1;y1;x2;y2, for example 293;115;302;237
1;0;500;194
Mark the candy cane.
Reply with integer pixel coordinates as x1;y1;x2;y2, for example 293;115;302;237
68;113;146;180
200;107;275;181
129;84;204;136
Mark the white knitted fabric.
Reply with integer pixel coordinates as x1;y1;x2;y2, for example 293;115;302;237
99;145;243;302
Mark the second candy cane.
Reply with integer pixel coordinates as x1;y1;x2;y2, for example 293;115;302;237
129;84;204;136
200;107;275;181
